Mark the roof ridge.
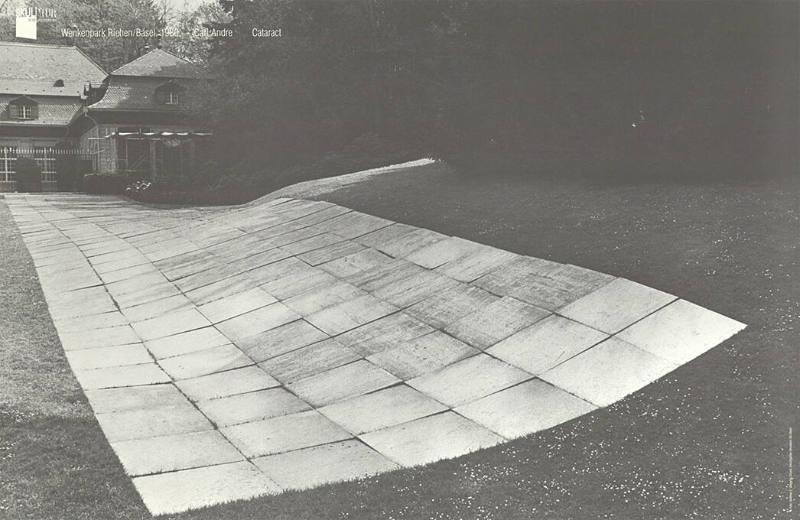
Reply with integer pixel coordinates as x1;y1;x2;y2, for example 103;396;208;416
152;47;187;61
0;41;78;49
72;44;107;77
110;47;190;76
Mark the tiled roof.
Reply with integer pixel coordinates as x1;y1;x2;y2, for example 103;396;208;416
0;79;77;97
0;42;106;97
111;48;201;78
88;76;187;112
0;94;83;126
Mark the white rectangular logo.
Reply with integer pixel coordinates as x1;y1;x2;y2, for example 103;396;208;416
15;13;37;40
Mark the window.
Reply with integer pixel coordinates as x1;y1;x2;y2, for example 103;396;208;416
34;146;56;182
19;105;34;119
116;128;151;172
155;82;184;106
0;146;17;182
166;90;180;105
8;97;38;120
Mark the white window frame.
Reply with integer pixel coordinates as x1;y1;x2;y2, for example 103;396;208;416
18;105;34;120
166;90;180;105
35;146;56;182
0;146;17;182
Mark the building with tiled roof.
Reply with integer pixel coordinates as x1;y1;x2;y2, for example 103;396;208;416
111;47;203;78
87;49;204;113
0;42;106;190
1;43;210;191
0;41;107;97
74;47;210;178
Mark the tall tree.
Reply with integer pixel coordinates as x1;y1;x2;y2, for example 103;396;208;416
3;0;167;71
184;1;800;179
161;0;230;63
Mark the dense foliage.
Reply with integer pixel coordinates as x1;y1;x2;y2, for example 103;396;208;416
193;0;797;183
1;0;167;71
4;0;797;189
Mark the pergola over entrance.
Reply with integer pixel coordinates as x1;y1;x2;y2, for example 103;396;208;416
89;129;213;178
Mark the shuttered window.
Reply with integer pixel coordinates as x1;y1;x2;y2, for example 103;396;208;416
7;98;38;120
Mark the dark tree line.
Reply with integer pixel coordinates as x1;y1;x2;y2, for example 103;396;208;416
192;0;797;183
7;0;794;183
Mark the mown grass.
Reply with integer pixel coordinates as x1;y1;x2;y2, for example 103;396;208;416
0;200;148;520
1;164;797;519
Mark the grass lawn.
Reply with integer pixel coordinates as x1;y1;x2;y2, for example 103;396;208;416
1;164;797;519
0;200;148;519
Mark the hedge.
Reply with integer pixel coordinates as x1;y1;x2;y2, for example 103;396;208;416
82;174;129;195
15;158;42;193
55;158;92;191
